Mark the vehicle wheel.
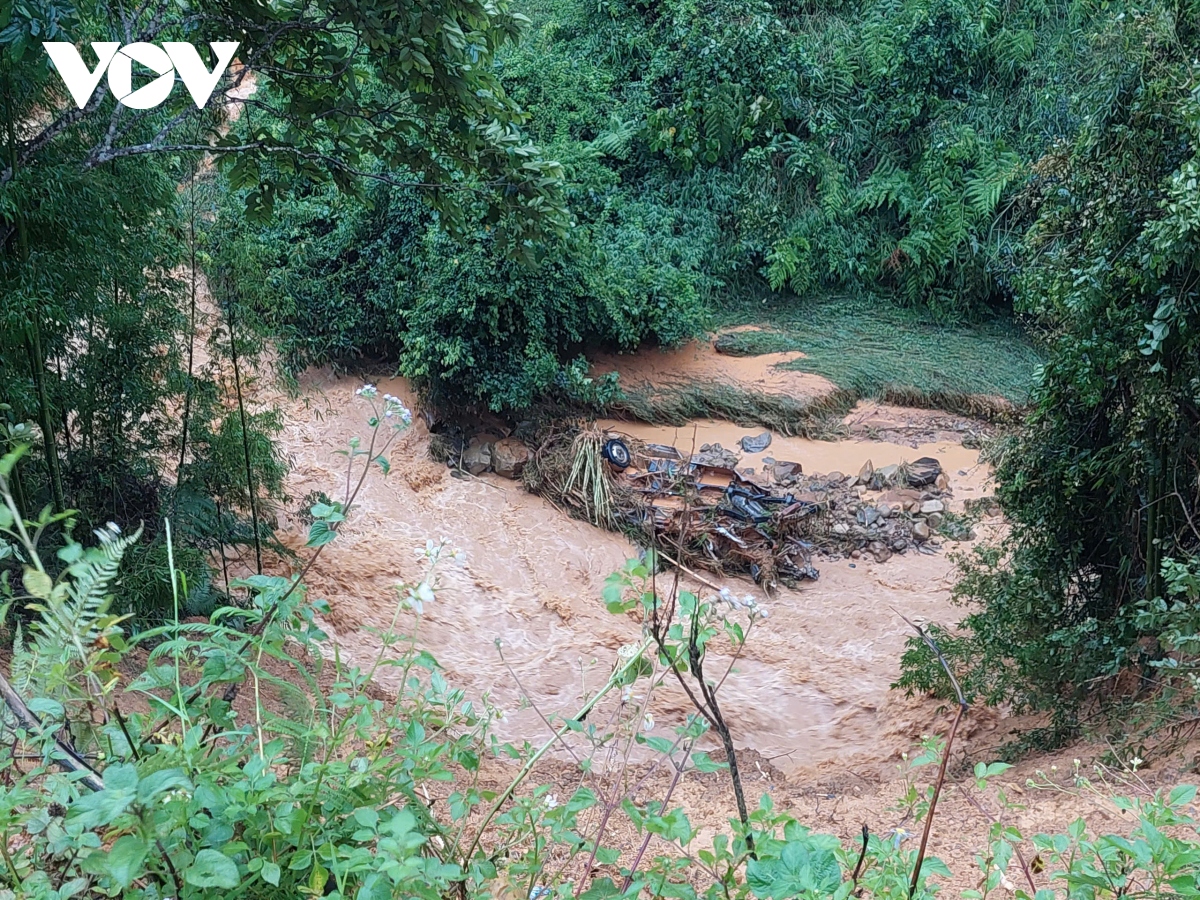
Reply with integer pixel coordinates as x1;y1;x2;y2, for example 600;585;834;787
603;438;632;469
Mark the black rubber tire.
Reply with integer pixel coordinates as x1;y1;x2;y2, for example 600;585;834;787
603;438;632;469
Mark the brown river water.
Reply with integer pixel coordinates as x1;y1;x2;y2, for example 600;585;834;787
271;362;999;777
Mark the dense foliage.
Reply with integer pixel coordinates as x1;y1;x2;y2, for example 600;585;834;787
212;0;1123;409
898;4;1200;727
1;0;568;610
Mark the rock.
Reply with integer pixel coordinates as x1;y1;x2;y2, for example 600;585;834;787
881;488;922;506
872;464;901;489
935;473;950;491
920;499;945;515
878;502;895;518
906;456;943;487
857;459;874;485
772;461;802;483
740;431;773;454
762;457;776;467
850;549;862;560
891;538;908;552
965;496;1001;516
492;438;530;479
926;512;944;529
827;471;845;484
872;546;893;564
832;522;851;536
857;506;882;527
912;521;931;542
461;438;492;475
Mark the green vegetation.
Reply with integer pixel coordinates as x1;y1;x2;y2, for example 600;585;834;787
6;0;1200;892
1;0;567;612
897;4;1200;736
712;295;1043;402
6;435;1200;900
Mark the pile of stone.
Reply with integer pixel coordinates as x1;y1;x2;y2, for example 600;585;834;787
443;433;531;479
821;457;973;563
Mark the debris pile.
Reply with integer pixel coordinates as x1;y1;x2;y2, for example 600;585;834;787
445;421;982;592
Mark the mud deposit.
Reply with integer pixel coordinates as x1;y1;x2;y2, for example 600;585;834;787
275;368;999;778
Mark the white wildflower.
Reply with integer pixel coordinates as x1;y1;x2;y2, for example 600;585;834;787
543;793;559;810
642;712;655;731
355;384;378;398
617;642;640;661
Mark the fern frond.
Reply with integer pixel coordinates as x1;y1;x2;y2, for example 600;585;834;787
28;524;142;666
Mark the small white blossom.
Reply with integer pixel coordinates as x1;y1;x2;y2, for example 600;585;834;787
641;712;655;731
355;384;378;398
543;793;559;810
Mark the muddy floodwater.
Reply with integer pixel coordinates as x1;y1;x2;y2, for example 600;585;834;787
273;364;998;776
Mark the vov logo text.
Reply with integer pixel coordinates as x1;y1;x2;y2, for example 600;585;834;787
43;41;240;110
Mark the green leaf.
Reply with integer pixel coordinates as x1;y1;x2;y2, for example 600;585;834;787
306;519;338;548
185;849;240;888
23;568;52;599
81;835;146;887
690;751;727;773
261;861;281;886
137;768;191;804
746;836;843;898
353;806;380;829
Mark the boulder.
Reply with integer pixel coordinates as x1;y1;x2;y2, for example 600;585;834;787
872;545;893;564
926;512;944;529
772;461;802;484
920;499;945;515
492;438;530;479
857;505;883;527
912;521;931;542
906;456;943;487
462;438;492;475
881;488;922;506
740;431;773;454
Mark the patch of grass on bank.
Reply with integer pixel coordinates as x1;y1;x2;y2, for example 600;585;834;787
713;293;1044;404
